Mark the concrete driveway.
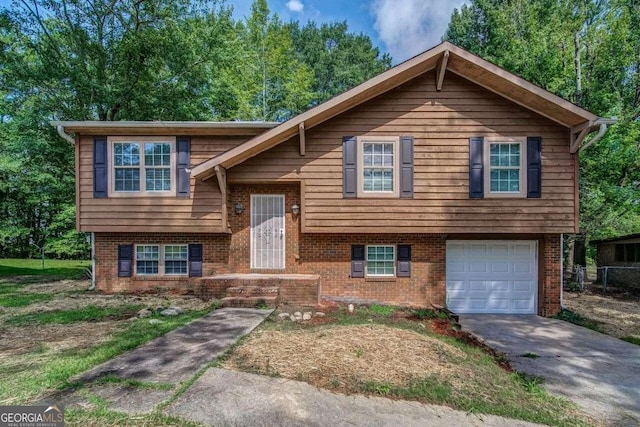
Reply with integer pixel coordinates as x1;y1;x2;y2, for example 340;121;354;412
459;315;640;427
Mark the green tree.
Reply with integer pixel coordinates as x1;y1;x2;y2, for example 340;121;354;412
288;21;392;105
231;0;314;121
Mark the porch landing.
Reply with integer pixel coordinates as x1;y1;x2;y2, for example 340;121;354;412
197;273;320;307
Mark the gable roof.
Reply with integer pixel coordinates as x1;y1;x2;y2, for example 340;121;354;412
191;41;599;178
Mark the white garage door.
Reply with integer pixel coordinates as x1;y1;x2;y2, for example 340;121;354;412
446;241;538;314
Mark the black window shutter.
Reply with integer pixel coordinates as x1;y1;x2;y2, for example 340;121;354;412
527;136;542;198
397;244;411;277
94;136;108;198
117;244;133;277
188;243;203;277
343;136;357;198
351;244;365;278
399;136;414;198
469;137;484;199
177;136;191;197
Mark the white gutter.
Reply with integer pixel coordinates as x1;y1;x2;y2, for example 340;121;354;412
578;117;617;152
56;124;75;144
88;232;96;290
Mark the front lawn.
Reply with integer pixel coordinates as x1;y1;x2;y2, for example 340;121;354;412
0;275;216;406
0;258;90;279
222;305;593;427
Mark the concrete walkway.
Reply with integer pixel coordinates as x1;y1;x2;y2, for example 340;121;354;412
459;315;640;427
167;368;543;427
79;307;272;384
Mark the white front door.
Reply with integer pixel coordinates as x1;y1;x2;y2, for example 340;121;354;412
446;240;538;314
250;195;285;269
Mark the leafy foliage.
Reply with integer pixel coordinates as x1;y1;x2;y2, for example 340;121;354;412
0;0;390;258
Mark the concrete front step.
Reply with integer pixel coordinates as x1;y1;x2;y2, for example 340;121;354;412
226;286;280;297
221;296;279;308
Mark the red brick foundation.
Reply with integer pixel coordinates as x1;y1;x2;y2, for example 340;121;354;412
92;183;563;315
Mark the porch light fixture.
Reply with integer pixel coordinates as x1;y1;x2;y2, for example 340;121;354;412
234;201;244;214
291;204;300;216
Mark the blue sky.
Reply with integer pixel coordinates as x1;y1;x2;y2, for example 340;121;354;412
0;0;467;62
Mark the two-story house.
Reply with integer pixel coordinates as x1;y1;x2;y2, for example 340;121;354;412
54;42;611;316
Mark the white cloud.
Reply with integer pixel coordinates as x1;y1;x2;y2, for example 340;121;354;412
371;0;467;62
286;0;304;13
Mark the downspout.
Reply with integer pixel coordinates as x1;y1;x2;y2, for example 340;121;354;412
56;125;75;144
88;232;96;290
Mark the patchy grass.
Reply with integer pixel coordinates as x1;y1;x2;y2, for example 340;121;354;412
554;309;604;332
64;405;206;427
5;304;144;326
622;336;640;346
365;304;396;316
0;292;54;307
0;276;216;405
0;308;212;404
93;375;175;391
0;259;89;279
222;306;592;427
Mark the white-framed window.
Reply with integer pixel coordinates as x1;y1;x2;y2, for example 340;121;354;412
164;245;188;275
134;244;188;276
366;245;395;277
484;137;527;197
109;136;176;196
358;136;400;197
135;245;159;275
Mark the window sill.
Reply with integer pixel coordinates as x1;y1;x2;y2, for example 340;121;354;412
365;277;397;282
107;192;176;198
132;275;189;281
356;192;400;199
482;192;527;198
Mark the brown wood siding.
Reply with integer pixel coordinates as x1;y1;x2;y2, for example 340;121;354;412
228;71;576;234
78;136;248;233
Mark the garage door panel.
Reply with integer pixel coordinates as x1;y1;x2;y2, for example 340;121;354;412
468;299;488;310
491;281;509;291
491;262;509;273
491;244;509;256
489;299;510;310
513;244;535;256
446;240;538;314
513;299;533;311
513;281;534;292
447;297;468;311
469;262;488;273
469;281;487;291
513;262;533;273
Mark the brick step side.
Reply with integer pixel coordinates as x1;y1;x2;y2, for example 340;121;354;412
225;286;280;297
221;296;279;308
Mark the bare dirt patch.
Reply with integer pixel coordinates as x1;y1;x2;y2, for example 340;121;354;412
223;324;467;388
563;288;640;339
0;321;125;357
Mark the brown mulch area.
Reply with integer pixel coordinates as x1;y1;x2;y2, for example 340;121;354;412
563;285;640;339
223;324;468;389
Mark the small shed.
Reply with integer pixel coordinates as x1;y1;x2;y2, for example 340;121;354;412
591;233;640;288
